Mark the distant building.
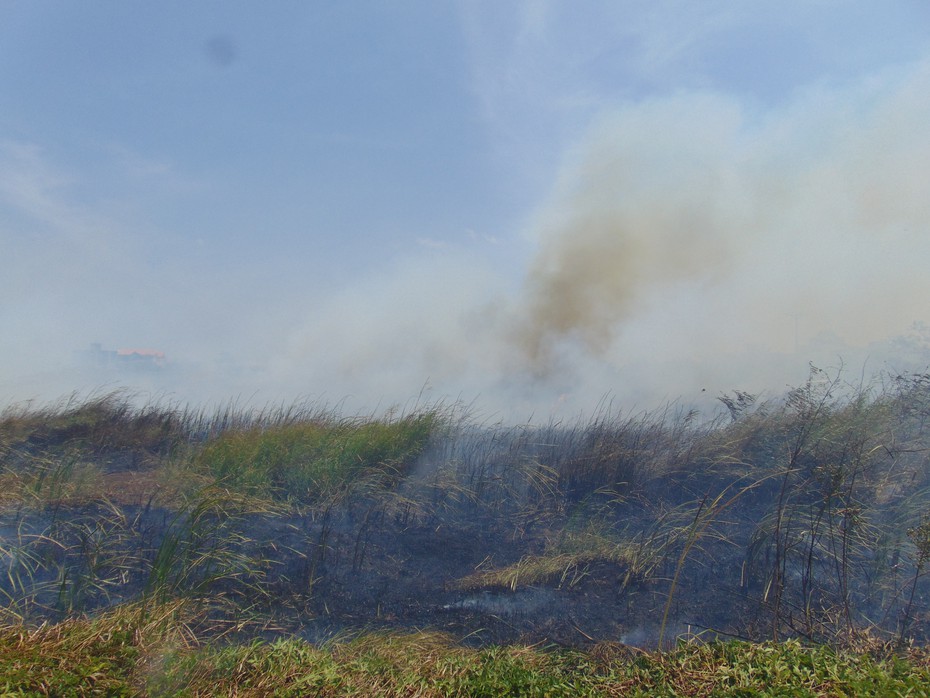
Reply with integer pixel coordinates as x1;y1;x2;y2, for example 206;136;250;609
79;342;118;368
116;348;166;369
78;343;166;371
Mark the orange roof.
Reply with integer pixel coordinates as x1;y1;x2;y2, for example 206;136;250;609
116;349;166;358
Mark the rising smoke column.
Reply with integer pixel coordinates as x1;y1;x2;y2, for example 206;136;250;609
511;62;930;391
271;61;930;417
512;93;751;373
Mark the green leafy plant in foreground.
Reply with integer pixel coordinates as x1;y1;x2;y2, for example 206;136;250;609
2;606;930;696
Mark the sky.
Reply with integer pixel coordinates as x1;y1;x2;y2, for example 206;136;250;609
3;1;930;419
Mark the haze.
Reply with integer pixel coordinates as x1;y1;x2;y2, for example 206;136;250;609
3;2;930;419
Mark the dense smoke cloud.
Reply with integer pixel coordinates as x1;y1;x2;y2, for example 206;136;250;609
5;59;930;419
513;92;746;370
502;61;930;399
273;61;930;417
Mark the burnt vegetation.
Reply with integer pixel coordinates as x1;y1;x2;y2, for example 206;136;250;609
2;365;930;658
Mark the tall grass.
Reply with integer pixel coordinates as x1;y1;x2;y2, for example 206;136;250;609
1;370;930;654
193;410;440;502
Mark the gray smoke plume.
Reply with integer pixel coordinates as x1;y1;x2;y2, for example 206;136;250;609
5;60;930;419
513;93;745;370
509;62;930;393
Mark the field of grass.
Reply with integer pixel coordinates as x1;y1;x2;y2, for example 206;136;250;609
2;602;930;696
2;366;930;693
0;604;930;697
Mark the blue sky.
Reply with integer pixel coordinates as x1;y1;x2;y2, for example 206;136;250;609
3;2;930;416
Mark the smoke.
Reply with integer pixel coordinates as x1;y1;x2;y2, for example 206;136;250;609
5;58;930;419
177;64;930;410
272;58;930;418
513;92;748;369
275;252;514;411
502;59;930;402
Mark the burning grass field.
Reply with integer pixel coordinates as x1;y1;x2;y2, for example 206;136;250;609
3;365;930;694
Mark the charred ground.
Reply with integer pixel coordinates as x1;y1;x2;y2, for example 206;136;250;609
2;365;930;651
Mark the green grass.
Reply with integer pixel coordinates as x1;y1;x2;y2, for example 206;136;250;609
193;412;440;502
1;607;929;696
